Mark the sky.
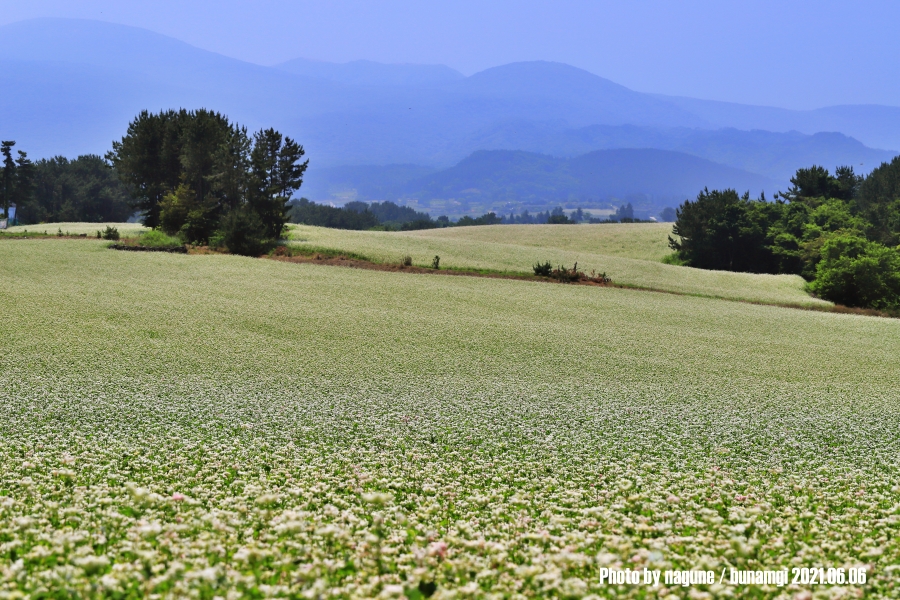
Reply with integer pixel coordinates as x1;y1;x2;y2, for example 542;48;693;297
1;0;898;110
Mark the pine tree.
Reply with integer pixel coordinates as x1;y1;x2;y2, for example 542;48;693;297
1;141;15;219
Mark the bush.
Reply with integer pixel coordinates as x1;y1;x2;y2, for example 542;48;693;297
102;226;120;241
533;261;552;277
431;256;440;270
139;230;183;248
218;208;273;257
808;233;900;309
401;255;413;267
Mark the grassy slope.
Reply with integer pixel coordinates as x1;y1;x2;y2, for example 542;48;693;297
288;224;830;307
403;222;675;262
5;221;149;236
0;239;896;597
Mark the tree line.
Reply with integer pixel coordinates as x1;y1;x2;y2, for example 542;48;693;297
3;109;307;255
289;200;656;230
669;160;900;309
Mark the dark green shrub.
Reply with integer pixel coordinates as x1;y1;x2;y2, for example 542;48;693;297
551;263;582;283
533;261;552;277
102;226;120;241
218;208;273;257
808;233;900;309
401;255;413;267
431;255;440;269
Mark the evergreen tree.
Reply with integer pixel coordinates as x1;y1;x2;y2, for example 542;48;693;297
855;156;900;246
249;128;307;240
1;141;15;219
107;110;188;228
12;151;35;220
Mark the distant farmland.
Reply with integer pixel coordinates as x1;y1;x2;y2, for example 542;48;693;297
287;223;830;307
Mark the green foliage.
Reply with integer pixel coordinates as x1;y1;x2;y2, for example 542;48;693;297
456;212;502;227
138;230;183;249
855;155;900;246
670;163;900;309
0;141;36;224
289;198;379;230
218;207;273;256
101;226;120;241
18;155;131;224
808;233;900;309
669;188;777;273
533;261;553;276
345;200;431;227
430;255;440;269
1;141;15;219
108;110;306;245
399;218;440;231
778;164;860;203
158;182;218;244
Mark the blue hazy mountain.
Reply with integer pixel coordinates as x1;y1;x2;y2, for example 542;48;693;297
274;58;465;87
0;17;897;208
303;149;781;210
444;123;896;181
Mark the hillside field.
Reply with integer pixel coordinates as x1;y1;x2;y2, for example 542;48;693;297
287;223;830;307
0;238;896;598
5;222;149;237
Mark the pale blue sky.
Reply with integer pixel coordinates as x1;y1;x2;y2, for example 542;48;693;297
1;0;897;110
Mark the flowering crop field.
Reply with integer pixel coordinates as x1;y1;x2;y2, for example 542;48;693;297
287;225;829;308
5;222;149;237
398;223;675;263
1;239;897;598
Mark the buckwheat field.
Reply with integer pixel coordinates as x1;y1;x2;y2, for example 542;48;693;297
1;239;898;599
286;225;829;307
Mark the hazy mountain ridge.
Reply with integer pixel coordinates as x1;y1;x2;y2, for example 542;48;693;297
303;148;782;217
454;123;895;181
274;58;465;87
1;17;897;211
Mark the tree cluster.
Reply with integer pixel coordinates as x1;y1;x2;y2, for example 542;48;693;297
289;198;505;231
1;141;34;223
669;161;900;309
107;109;307;254
18;155;132;224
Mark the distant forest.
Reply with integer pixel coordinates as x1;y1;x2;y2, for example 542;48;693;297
289;199;654;230
1;142;662;230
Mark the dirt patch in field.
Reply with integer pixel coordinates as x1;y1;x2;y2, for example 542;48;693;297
262;251;900;319
266;252;586;283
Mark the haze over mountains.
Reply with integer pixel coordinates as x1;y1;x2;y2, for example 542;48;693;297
1;17;897;216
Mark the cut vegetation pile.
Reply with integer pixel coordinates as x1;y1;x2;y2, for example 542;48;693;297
0;239;896;597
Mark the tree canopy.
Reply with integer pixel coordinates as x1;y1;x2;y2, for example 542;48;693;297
669;164;900;309
108;109;307;248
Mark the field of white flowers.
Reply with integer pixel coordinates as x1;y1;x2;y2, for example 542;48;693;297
286;225;830;308
1;239;897;598
6;222;149;237
398;223;674;263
